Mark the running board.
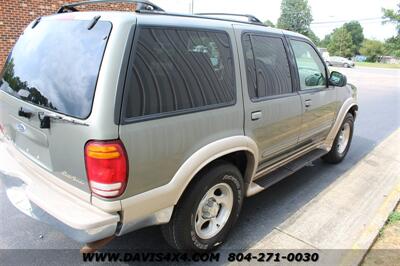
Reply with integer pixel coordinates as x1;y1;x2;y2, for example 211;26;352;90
253;149;327;189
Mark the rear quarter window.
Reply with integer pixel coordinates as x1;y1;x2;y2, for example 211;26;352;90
124;27;236;120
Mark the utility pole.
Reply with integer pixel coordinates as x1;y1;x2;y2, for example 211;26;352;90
339;29;343;56
190;0;194;14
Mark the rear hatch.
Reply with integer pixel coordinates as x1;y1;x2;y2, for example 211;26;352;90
0;16;112;194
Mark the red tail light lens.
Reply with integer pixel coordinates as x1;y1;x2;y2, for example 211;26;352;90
84;140;128;198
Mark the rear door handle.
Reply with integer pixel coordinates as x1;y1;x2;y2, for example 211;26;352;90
304;99;312;108
251;111;262;121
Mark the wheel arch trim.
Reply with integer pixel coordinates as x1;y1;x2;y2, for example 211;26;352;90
323;98;358;151
170;136;259;200
119;136;259;235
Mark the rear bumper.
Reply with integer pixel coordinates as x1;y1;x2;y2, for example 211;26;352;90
0;137;120;243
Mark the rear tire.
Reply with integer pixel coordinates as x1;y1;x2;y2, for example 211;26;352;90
322;113;354;164
161;161;244;251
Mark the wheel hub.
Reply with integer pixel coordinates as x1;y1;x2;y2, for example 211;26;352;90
202;198;220;219
194;183;234;239
337;122;351;154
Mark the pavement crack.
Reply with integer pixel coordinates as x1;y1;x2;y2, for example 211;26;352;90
274;226;320;250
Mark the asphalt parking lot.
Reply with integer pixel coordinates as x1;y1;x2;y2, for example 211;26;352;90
0;66;399;262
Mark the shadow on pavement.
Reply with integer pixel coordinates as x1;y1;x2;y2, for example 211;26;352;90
106;135;377;251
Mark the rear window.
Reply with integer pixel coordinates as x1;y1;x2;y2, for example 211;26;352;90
0;19;112;119
124;27;235;120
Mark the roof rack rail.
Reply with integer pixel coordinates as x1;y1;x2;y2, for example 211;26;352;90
57;0;165;14
195;13;264;25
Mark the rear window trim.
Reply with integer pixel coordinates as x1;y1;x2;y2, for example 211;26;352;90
0;19;114;121
120;25;237;125
114;22;137;125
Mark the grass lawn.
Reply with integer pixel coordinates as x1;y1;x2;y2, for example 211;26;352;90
362;203;400;265
356;62;400;69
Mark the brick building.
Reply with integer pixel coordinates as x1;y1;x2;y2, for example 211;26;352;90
0;0;136;67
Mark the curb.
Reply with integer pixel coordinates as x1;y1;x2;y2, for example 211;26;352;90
340;128;400;265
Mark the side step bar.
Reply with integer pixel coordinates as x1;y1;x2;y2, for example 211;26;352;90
254;149;327;189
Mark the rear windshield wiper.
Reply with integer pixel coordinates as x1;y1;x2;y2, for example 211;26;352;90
87;15;101;30
38;112;89;129
32;17;42;29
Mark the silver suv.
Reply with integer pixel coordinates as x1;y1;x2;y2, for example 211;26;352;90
0;1;358;251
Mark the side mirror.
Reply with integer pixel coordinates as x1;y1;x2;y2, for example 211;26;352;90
329;71;347;87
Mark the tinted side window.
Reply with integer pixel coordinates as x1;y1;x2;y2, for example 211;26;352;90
243;34;292;99
290;40;327;90
125;27;235;119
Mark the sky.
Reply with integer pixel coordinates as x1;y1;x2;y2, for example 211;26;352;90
151;0;399;41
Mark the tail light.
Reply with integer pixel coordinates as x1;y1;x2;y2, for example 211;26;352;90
84;140;128;198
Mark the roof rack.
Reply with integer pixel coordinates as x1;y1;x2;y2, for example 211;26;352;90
57;0;165;13
195;13;264;25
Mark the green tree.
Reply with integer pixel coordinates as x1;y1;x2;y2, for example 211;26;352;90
382;3;400;34
385;36;400;57
360;39;385;62
327;27;353;57
382;4;400;56
319;34;331;48
263;20;275;27
307;30;320;45
343;21;364;54
277;0;315;40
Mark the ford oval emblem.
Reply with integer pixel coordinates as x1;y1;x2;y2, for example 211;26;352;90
16;123;26;133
